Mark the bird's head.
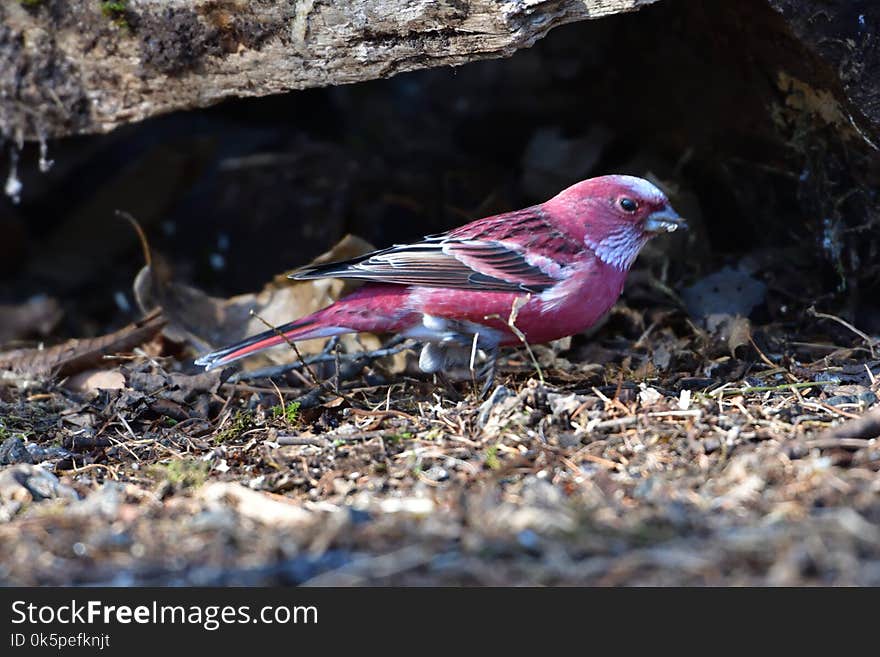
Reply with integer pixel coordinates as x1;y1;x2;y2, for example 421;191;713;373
548;174;687;271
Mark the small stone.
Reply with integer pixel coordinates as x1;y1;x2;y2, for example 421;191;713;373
547;392;582;417
76;482;126;518
824;395;857;407
517;529;541;552
477;385;513;427
25;443;71;462
333;479;354;496
638;384;663;407
557;433;581;448
188;509;238;532
0;438;33;465
378;497;434;515
422;466;449;482
0;464;78;503
702;438;721;454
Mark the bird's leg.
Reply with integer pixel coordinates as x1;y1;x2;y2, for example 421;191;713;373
434;371;462;401
231;341;411;382
477;345;500;399
320;335;340;356
381;334;407;350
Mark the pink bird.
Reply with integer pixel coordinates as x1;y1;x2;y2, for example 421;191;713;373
195;175;685;390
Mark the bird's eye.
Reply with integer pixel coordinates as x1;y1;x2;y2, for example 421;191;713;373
618;197;638;213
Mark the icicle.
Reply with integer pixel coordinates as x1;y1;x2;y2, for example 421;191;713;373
38;131;54;173
4;146;22;204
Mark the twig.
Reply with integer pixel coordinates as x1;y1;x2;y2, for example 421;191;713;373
802;401;862;420
322;429;399;443
808;306;877;358
249;310;360;407
63;435;113;449
709;381;825;396
249;310;322;385
276;435;329;446
503;295;544;384
116;412;138;441
750;336;799;384
230;342;411;382
116;210;152;269
349;408;419;422
469;332;480;396
586;416;639;431
221;383;304;396
67;463;119;479
646;410;703;418
578;452;623;470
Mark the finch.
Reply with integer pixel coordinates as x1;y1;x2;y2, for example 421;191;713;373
195;175;685;387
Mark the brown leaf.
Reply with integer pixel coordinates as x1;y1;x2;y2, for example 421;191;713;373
727;316;752;357
135;234;380;369
63;369;126;392
704;313;752;358
0;310;166;379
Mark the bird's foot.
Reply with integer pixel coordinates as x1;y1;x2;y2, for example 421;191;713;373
477;347;499;399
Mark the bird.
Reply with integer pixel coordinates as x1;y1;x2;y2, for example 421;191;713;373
195;175;686;392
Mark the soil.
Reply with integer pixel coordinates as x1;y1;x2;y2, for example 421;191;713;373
1;291;878;586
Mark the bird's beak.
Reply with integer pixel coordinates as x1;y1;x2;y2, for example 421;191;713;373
644;206;687;234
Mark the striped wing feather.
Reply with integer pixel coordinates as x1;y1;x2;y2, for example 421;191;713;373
290;208;581;293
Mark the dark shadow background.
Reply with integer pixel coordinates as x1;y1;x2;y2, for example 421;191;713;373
2;0;879;340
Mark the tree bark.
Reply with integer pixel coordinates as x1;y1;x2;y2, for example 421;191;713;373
1;0;657;141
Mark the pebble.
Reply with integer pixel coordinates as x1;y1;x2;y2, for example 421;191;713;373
0;464;78;503
702;437;721;454
824;395;857;407
75;482;126;518
825;391;878;408
0;438;33;465
26;443;72;461
422;466;449;482
477;385;513;427
557;433;581;448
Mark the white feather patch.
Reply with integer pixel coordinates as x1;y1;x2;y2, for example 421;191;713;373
497;240;568;279
608;175;667;205
403;313;503;350
539;274;584;312
419;343;447;373
585;225;647;271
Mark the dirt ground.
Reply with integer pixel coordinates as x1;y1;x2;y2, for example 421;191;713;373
2;295;878;586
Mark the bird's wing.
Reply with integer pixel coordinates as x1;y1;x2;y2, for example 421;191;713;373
291;207;582;293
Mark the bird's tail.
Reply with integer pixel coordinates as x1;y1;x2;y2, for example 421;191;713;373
194;317;347;371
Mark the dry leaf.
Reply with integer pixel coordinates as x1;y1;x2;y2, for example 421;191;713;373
135;234;381;369
727;316;752;357
64;369;126;392
199;483;313;527
0;310;166;378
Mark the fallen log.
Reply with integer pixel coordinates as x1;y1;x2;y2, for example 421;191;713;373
0;0;657;140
